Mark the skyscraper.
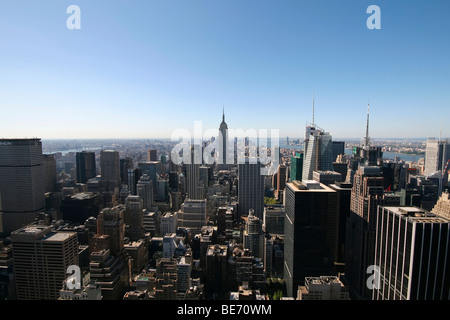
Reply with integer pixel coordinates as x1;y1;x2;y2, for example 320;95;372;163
243;210;264;260
138;161;160;188
43;154;57;193
127;167;142;195
353;104;382;166
100;150;121;188
284;180;339;298
11;223;79;300
96;205;125;258
290;154;303;182
373;206;450;300
329;182;352;268
124;195;145;241
186;145;204;200
136;174;153;211
177;199;206;235
147;149;157;162
0;138;45;235
120;157;133;186
344;166;387;299
238;158;265;219
76;151;96;184
332;141;345;162
276;164;286;199
424;138;450;176
302;126;333;181
218;108;231;169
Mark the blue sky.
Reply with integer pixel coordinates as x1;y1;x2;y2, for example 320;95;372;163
0;0;449;139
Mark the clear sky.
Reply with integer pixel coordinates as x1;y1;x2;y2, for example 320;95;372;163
0;0;449;140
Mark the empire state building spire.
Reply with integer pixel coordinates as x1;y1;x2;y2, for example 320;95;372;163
219;107;229;168
365;102;370;148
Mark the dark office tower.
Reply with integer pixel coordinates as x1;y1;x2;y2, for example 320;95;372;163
120;157;133;186
11;223;79;300
374;206;450;300
353;104;382;166
283;180;339;298
0;138;45;235
424;138;450;176
43;154;57;192
147;149;157;162
263;205;285;235
76;151;96;184
124;195;145;241
138;161;160;189
137;174;153;211
238;158;265;219
329;182;352;268
100;150;121;187
168;171;178;191
127;167;142;195
302;126;333;181
186;145;204;200
96;206;125;258
332;141;345;162
276;164;287;199
344;166;385;300
290;154;303;182
205;244;228;299
60;192;103;224
199;166;210;194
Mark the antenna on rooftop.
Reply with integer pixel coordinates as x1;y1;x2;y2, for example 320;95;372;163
365;101;370;147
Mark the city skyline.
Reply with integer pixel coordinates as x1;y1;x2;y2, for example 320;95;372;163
1;1;449;140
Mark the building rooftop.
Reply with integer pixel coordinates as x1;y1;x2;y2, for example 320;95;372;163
314;170;341;176
42;232;75;242
288;181;335;192
71;192;96;200
207;244;227;256
383;206;450;223
305;276;341;286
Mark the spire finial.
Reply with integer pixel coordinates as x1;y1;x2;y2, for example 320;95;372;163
365;101;370;147
222;105;225;122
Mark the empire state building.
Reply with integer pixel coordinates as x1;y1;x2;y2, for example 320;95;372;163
218;109;230;169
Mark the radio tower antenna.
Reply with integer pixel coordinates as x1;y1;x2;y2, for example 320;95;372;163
365;101;370;147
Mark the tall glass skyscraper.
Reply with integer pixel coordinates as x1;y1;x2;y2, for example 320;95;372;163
100;150;121;187
302;125;333;181
0;138;45;235
424;138;450;176
238;158;265;219
283;180;339;298
374;206;450;300
76;151;96;183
